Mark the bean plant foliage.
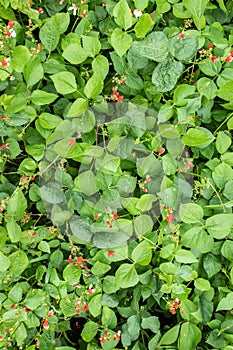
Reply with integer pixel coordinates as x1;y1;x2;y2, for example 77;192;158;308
0;0;233;349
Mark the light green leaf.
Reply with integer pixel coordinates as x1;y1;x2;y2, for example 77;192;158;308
134;214;153;237
217;81;233;101
81;321;98;342
38;113;62;129
179;203;203;223
173;84;196;106
0;252;10;272
82;36;101;57
178;322;201;350
51;71;77;95
31;90;58;106
84;72;103;99
159;324;180;345
115;263;139;288
221;240;233;261
23;56;44;86
53;12;70;34
7;188;27;221
6;219;22;243
216;131;231;154
113;0;132;30
92;55;109;80
111;28;132;57
134;13;153;38
212;162;233;189
62;44;87;64
9;250;28;276
67;98;89;118
217;292;233;311
63;264;82;285
169;34;198;61
152;59;183;92
183;0;207;19
134;0;148;10
182;127;215;147
11;46;31;72
175;249;198;263
88;294;102;317
39;18;60;51
206;214;233;239
197;77;217;100
24;289;46;310
132;32;169;62
132;240;152;266
194;278;211;291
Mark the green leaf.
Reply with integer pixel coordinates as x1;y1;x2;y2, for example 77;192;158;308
88;294;102;317
182;127;215;147
217;292;233;311
51;71;77;95
23;56;44;86
217;81;233;101
206;214;233;239
169;34;198;61
181;227;214;253
198;58;222;77
38;241;51;253
101;306;118;328
132;32;169;62
0;251;10;272
7;188;27;221
173;84;196;106
216;131;231;154
84;72;104;99
62;44;87;64
162;153;176;175
115;263;139;288
113;0;132;30
82;36;101;58
197;77;217;100
179;203;203;223
9;250;28;275
91;261;111;276
39;18;60;51
212;162;233;189
6;219;22;243
76;170;97;196
134;13;153;38
134;214;153;237
92;55;109;80
194;278;211;291
183;0;207;19
24;289;46;310
39;113;62;129
203;254;222;278
175;249;198;263
221;240;233;261
67;98;89;118
134;0;148;10
178;322;201;350
81;321;98;342
31;90;58;106
132;240;152;266
111;28;132;57
159;324;180;345
152;59;183;92
53;12;70;34
141;316;160;333
11;46;31;72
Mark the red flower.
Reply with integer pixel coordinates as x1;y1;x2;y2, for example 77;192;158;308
42;320;49;330
169;307;176;314
1;58;8;66
173;298;180;309
107;251;115;257
81;303;89;311
93;213;101;220
211;56;217;63
82;10;87;17
166;213;175;223
8;20;15;28
68;138;75;147
157;147;165;155
225;55;233;62
143;188;148;193
22;306;29;313
0;115;6;119
47;310;54;317
0;143;10;149
10;304;16;309
100;336;105;344
29;1;33;6
0;335;2;341
179;33;185;39
145;175;151;182
114;331;121;340
38;7;43;13
208;43;214;49
68;256;73;264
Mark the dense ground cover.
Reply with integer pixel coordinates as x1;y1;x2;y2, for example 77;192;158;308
1;0;233;349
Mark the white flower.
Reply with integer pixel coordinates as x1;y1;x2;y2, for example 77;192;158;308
68;3;78;15
133;9;143;18
8;29;16;38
